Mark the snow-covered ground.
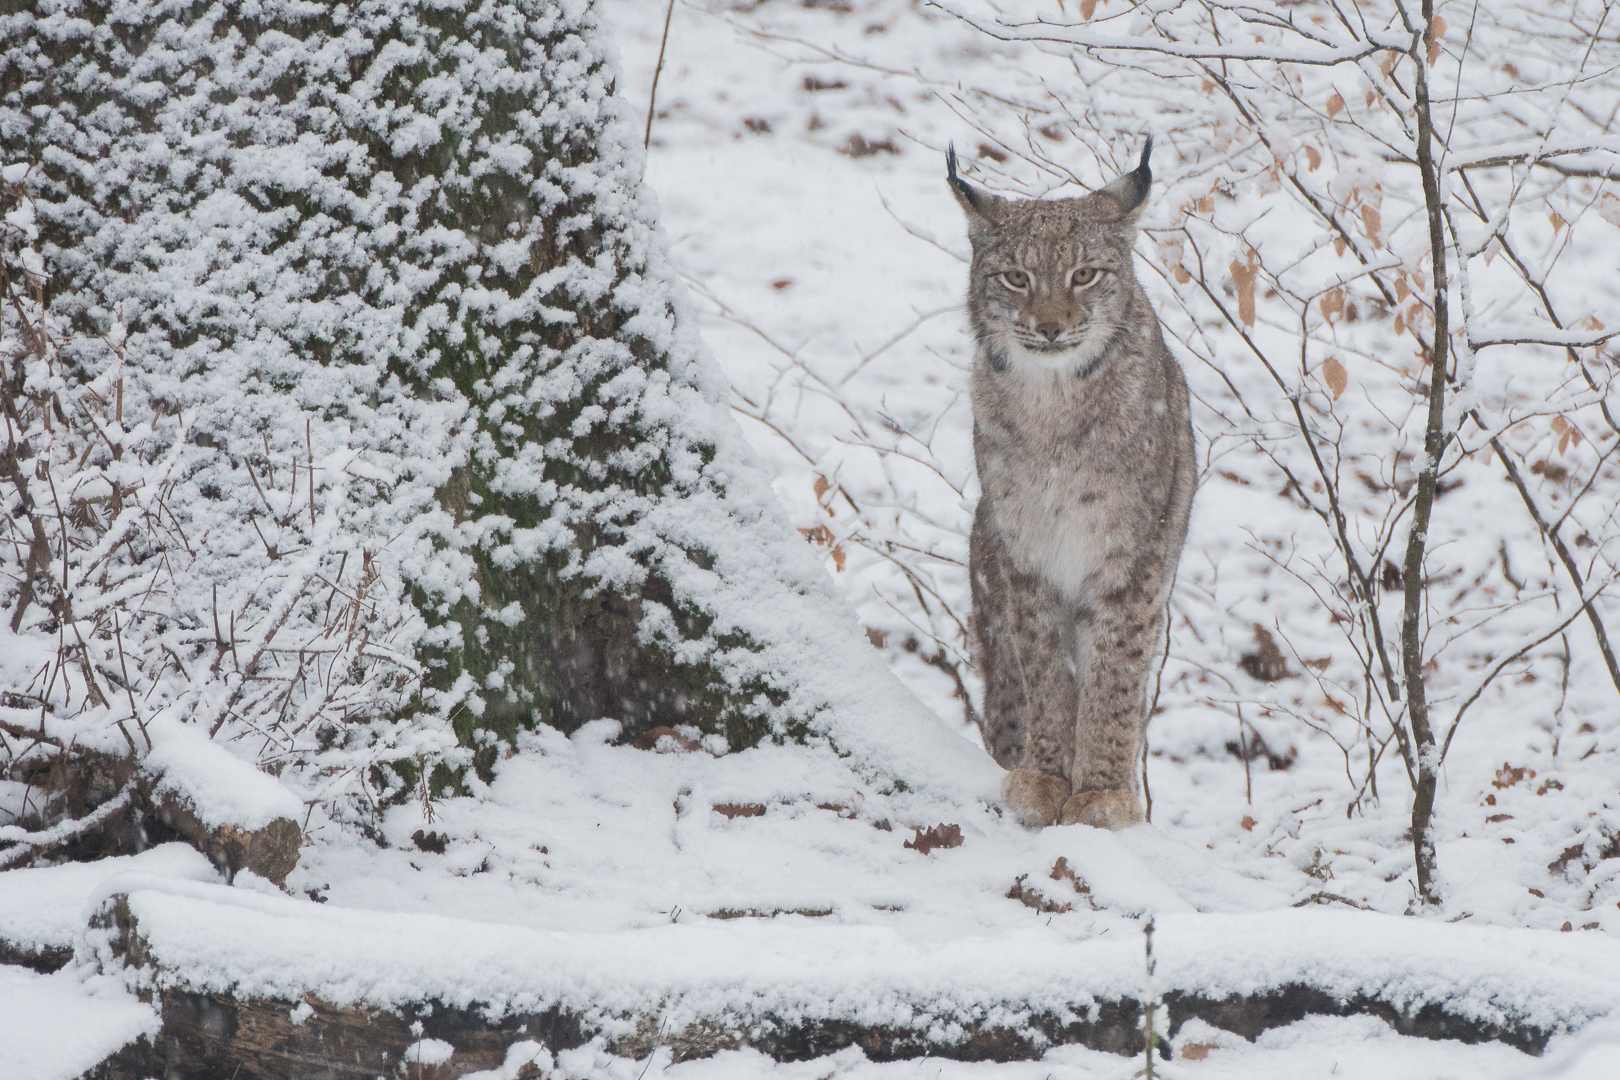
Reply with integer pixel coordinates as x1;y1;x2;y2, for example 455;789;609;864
597;0;1620;933
3;1;1620;1077
596;0;1620;1072
4;726;1618;1078
3;732;1619;1078
0;965;158;1080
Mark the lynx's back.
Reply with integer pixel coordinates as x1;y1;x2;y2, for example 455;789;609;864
950;141;1194;830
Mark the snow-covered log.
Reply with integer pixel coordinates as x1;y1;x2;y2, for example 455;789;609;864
78;880;1585;1076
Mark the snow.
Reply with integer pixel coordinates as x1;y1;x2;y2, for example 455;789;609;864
588;0;1620;926
538;1020;1617;1080
0;0;1004;830
9;721;1613;1073
0;843;216;959
5;0;1620;1076
10;724;1604;1072
142;717;305;830
406;1037;457;1065
81;852;1620;1044
0;965;157;1080
1;0;475;812
469;1041;554;1080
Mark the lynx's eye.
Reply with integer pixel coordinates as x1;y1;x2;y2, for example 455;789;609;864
999;269;1031;291
1070;267;1101;288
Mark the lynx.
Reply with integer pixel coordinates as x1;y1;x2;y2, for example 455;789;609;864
949;138;1195;830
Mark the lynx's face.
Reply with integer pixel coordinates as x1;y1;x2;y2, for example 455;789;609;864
971;211;1135;372
947;141;1152;376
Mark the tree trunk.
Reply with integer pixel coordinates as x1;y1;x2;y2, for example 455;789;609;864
3;0;898;828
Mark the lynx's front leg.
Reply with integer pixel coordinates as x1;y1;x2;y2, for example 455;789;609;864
1060;585;1166;829
972;504;1079;826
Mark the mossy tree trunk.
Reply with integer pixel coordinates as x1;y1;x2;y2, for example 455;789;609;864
2;0;807;829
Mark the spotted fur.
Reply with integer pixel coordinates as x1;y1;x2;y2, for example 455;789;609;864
950;140;1195;829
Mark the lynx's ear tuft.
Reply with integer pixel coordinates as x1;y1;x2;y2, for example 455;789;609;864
947;142;1005;240
1095;133;1153;224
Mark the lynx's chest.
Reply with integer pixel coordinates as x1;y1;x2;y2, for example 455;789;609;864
980;448;1116;599
973;367;1155;600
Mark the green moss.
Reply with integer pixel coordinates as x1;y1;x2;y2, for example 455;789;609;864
11;0;803;809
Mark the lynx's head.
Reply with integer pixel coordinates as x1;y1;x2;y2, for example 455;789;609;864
948;138;1152;376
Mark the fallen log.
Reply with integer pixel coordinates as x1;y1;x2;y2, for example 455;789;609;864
77;888;1573;1079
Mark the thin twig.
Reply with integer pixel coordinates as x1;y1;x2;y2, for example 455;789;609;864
644;0;678;151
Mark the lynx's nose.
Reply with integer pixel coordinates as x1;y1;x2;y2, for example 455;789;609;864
1035;322;1063;342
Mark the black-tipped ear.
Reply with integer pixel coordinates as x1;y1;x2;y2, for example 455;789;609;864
1096;133;1153;221
946;142;1004;238
946;142;979;210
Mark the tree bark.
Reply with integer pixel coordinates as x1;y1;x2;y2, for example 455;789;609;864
1398;0;1451;907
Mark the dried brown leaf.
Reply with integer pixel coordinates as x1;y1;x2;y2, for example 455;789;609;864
1049;856;1092;897
1531;459;1570;483
1548;844;1586;877
799;523;835;546
713;803;767;819
905;822;963;854
1006;873;1071;913
1320;286;1344;322
1600;192;1620;228
839;133;898;158
1238;624;1289;681
1492;762;1536;789
1229;255;1258;327
1360;205;1382;248
1322;356;1348;400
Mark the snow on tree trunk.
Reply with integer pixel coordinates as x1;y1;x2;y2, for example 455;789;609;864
1;0;977;841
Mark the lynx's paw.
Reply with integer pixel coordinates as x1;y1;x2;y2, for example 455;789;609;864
1059;789;1144;830
1001;769;1071;828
